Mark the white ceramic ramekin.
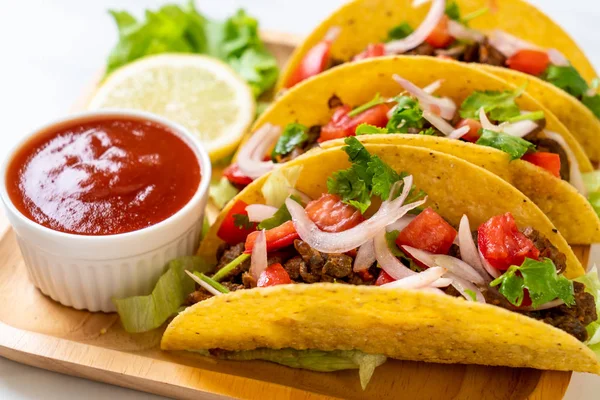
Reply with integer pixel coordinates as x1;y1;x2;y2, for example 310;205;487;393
0;110;211;312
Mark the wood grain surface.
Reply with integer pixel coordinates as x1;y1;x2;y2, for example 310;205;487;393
0;30;586;400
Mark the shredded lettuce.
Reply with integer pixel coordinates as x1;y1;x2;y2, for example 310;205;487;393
217;348;386;389
210;177;239;209
261;165;303;207
583;171;600;217
114;256;212;333
574;266;600;357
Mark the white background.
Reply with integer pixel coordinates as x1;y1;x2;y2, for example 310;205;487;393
0;0;599;398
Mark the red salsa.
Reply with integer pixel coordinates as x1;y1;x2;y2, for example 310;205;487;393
6;118;201;235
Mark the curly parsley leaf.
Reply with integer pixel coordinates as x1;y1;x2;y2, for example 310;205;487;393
386;96;426;132
490;258;575;308
233;213;253;230
582;94;600;119
271;123;308;160
459;87;525;122
476;129;535;160
542;65;589;98
387;22;414;41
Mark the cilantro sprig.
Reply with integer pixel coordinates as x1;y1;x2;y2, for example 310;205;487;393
459;87;526;122
271;123;309;160
387;22;414;41
386;96;427;133
542;65;600;118
490;258;575;308
257;196;302;230
233;213;254;229
476;129;536;160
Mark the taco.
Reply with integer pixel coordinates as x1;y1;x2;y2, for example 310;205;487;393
162;141;600;387
277;0;600;161
224;56;599;244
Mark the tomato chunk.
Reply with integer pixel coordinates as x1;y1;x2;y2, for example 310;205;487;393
477;213;540;271
245;220;299;253
286;37;335;88
375;270;395;286
506;49;550;76
455;118;482;143
223;163;253;186
522;152;561;178
396;208;457;255
257;263;292;287
306;194;364;232
353;43;386;61
425;15;454;49
319;103;390;142
217;200;257;245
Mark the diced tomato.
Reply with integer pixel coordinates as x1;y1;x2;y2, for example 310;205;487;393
477;213;540;271
257;263;292;287
425;15;454;49
217;200;257;245
506;49;550;76
357;269;374;281
375;270;395;286
223;163;253;186
353;43;386;61
245;220;299;253
455;118;482;143
305;194;364;232
522;152;561;178
286;38;334;88
396;208;457;255
318;103;390;142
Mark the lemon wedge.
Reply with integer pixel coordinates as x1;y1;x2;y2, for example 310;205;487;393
88;54;255;161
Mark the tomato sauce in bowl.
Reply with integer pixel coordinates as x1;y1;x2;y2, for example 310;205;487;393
5;118;201;235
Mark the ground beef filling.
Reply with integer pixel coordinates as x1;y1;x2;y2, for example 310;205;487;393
187;230;595;341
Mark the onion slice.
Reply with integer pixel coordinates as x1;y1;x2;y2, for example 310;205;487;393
386;215;416;233
447;20;484;43
394;75;456;119
488;30;542;58
237;124;282;179
519;299;565;311
286;176;426;253
478;248;501;279
543;131;586;195
445;272;486;303
547;49;569;67
448;125;470;140
423;79;443;94
354;240;376;272
185;270;222;297
478;108;537;138
374;229;416;280
458;215;490;281
385;0;446;55
380;267;446;289
324;26;342;43
246;204;278;222
249;230;268;280
430;277;453;288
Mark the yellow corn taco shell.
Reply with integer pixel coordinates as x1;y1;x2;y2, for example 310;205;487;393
254;56;599;244
163;144;598;374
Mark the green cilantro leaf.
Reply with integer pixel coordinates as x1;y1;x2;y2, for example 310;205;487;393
459;87;525;122
327;167;372;213
367;156;400;200
271;123;309;159
582;93;600;119
476;129;536;160
257;196;302;230
385;230;404;257
233;213;253;229
445;1;461;21
355;124;389;135
490;258;575;308
542;65;589;98
386;96;426;133
387;22;414;41
348;93;386;117
420;127;437;136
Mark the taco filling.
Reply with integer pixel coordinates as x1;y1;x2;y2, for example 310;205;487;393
285;0;600;119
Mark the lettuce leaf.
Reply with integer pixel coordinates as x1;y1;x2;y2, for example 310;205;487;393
574;266;600;357
261;165;303;207
210;177;239;209
114;256;212;333
217;348;387;389
106;2;278;97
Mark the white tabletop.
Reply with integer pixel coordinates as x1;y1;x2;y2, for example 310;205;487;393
1;0;599;398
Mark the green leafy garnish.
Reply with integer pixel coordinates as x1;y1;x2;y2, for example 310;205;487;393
420;127;437;136
106;2;278;97
271;123;309;159
445;1;461;21
459;87;525;122
490;258;575;308
387;22;414;41
233;213;254;230
542;65;589;98
506;111;545;123
582;93;600;119
385;230;404;257
355;124;389;135
386;96;426;132
583;171;600;217
114;256;212;333
210;177;239;209
262;165;303;207
193;272;230;293
476;129;536;160
464;289;477;302
348;93;386;117
258;196;302;230
574;266;600;354
461;7;489;24
368;156;400;200
212;253;250;282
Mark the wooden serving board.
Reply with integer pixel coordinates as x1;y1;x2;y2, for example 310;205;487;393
0;30;590;400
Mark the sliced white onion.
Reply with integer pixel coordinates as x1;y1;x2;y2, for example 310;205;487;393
324;26;342;43
478;108;537;138
423;79;443;95
445;272;486;303
249;230;268;280
447;125;470;140
385;0;446;55
394;75;456;119
421;287;446;295
458;215;490;281
543;131;586;195
412;0;430;7
386;215;416;233
354;240;376;272
380;266;446;289
479;107;500;131
422;110;456;136
478;248;501;279
288;187;313;204
447;20;484;43
374;229;417;280
488;30;542;58
547;49;569;67
185;270;222;297
519;299;565;311
237;124;282;179
246;204;278;222
430;277;453;288
286;176;426;253
402;246;486;286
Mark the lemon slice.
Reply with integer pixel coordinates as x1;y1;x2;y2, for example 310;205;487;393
88;54;255;161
